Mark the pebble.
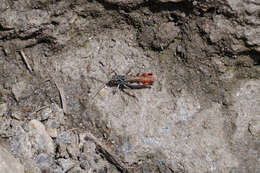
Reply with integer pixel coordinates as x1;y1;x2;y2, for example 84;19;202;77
56;131;72;144
46;128;58;138
40;107;53;120
248;119;260;137
10;126;33;159
11;81;29;101
57;158;75;172
11;111;23;120
45;119;58;138
29;120;55;154
50;103;65;125
0;103;8;116
35;153;54;169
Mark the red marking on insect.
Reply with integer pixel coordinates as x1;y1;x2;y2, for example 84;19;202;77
126;73;155;88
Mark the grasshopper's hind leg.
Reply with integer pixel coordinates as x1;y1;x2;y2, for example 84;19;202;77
121;88;138;101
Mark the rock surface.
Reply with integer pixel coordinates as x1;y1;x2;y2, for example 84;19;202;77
28;120;55;155
0;0;259;172
0;103;7;116
0;145;24;173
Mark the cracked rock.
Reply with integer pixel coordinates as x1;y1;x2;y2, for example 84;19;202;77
0;145;24;173
29;120;55;155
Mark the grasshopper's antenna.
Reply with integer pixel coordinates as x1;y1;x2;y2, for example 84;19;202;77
90;62;110;104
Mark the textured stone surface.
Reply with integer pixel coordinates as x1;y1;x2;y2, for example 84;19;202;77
158;0;185;2
10;126;33;159
0;0;259;172
0;145;24;173
249;119;260;137
57;158;75;172
230;80;260;172
153;22;180;49
0;103;7;116
28;120;55;155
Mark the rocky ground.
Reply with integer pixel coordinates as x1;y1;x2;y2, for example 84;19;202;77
0;0;259;173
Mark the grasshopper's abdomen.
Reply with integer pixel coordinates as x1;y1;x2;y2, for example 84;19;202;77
126;73;155;85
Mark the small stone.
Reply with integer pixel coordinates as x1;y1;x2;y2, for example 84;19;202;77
56;131;71;144
40;107;53;120
46;128;58;138
248;119;260;137
11;111;23;120
11;81;31;101
45;119;58;138
57;158;75;172
29;120;55;154
244;28;260;46
0;145;24;173
50;103;65;125
43;104;65;138
35;153;54;169
0;103;8;116
10;126;33;159
80;160;88;170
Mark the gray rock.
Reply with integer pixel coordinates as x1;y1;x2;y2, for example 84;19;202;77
249;119;260;137
42;103;65;138
57;158;75;172
46;126;58;138
244;28;260;46
153;22;180;49
0;145;24;173
35;153;54;169
0;8;50;33
0;103;8;116
50;103;65;126
11;80;32;101
244;28;260;51
40;107;53;120
10;126;33;159
56;131;72;144
29;120;55;154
